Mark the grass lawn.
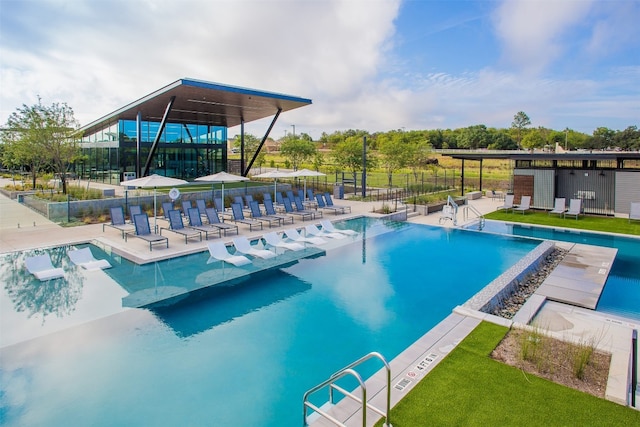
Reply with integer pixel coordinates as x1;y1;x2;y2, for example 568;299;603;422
375;322;640;426
485;210;640;236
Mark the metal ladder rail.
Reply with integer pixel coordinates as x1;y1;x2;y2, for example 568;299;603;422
447;195;459;226
303;352;392;427
462;204;485;228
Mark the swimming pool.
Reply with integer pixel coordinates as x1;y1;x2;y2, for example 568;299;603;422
468;220;640;322
1;218;540;426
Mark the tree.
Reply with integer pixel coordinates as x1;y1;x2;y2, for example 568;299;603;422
331;136;376;183
511;111;531;149
377;131;412;187
520;128;546;151
2;97;79;193
591;127;615;150
232;133;266;170
279;135;317;170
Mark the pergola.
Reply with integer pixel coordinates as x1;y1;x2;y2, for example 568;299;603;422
79;78;312;177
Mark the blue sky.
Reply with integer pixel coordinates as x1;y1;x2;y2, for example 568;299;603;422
1;0;638;139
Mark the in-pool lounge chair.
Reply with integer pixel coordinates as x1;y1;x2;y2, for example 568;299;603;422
207;242;251;266
25;254;65;281
249;200;282;228
127;213;169;251
231;203;263;231
630;202;640;223
512;196;531;214
498;194;514;211
161;210;202;244
262;232;304;252
68;247;112;270
548;198;566;216
205;207;238;236
320;220;358;236
187;208;221;240
232;236;276;259
324;192;351;213
305;223;345;239
564;198;582;220
284;228;327;246
103;206;135;238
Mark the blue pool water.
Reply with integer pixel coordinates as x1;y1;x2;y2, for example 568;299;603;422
472;220;640;321
0;219;540;426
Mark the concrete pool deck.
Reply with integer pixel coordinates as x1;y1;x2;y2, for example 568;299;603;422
1;187;637;424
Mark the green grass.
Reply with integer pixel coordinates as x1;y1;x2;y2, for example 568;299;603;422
485;210;640;236
375;322;640;426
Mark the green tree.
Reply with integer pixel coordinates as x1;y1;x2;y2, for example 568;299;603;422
331;137;376;183
511;111;531;149
232;133;265;170
520;128;546;151
2;97;79;193
591;127;615;150
378;131;412;187
280;135;317;170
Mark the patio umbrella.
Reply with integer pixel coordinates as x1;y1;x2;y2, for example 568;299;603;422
119;174;187;232
253;170;292;202
195;171;249;211
289;169;326;200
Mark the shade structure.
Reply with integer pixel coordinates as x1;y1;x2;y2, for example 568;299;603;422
120;174;188;232
289;169;326;200
253;170;292;202
195;172;249;212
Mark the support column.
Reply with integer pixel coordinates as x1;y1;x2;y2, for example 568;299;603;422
245;109;282;175
143;96;175;177
136;112;142;178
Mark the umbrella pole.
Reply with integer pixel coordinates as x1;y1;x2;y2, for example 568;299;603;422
273;179;277;203
221;183;225;220
153;188;157;232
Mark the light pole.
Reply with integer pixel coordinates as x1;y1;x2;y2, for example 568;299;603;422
564;128;569;151
291;124;296;137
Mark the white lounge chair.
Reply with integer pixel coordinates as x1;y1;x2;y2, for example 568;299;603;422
512;196;531;214
548;198;566;216
304;224;345;239
498;194;514;211
68;247;112;270
25;254;65;281
564;198;582;219
630;202;640;223
262;232;304;252
207;242;251;266
283;228;327;246
320;220;358;236
232;236;277;259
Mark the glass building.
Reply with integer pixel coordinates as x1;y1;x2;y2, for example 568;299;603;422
76;78;312;183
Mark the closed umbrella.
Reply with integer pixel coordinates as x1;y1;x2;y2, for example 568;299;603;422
195;171;249;212
120;174;188;232
253;170;292;202
289;169;326;200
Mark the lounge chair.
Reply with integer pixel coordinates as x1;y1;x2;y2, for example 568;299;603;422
249;200;282;228
244;194;254;208
162;202;174;220
196;199;208;215
181;200;193;217
231;203;263;231
187;208;221;240
294;196;322;219
498;194;515;211
205;207;238;236
68;247;112;270
305;223;345;239
232;236;277;259
512;196;531;214
128;205;142;223
315;193;344;215
233;196;245;208
127;213;169;251
275;192;285;206
282;197;314;221
207;242;251;266
263;198;294;224
630;202;640;223
324;193;351;213
548;198;566;216
320;220;358;236
161;210;202;243
25;254;65;281
103;206;135;238
262;232;304;252
564;198;582;219
283;228;327;245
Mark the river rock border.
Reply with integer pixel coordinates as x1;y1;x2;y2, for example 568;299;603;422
463;240;555;313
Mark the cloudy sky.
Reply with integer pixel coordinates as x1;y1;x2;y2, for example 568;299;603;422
1;0;638;139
